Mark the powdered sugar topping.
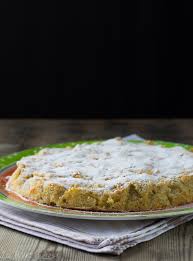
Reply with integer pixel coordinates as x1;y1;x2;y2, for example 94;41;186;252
17;138;193;191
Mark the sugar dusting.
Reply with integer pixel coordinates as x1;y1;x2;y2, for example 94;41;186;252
16;138;193;191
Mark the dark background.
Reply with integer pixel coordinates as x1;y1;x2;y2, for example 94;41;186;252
0;1;192;118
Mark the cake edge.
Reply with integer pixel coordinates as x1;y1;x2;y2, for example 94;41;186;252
6;165;193;212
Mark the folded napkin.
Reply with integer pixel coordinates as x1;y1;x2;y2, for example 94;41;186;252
1;134;193;255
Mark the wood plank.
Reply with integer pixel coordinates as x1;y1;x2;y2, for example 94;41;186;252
121;223;193;261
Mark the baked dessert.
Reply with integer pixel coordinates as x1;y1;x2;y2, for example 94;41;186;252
6;138;193;212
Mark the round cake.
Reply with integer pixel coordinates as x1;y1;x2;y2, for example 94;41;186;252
6;138;193;212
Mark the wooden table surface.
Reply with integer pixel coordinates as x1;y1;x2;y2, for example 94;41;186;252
1;119;193;261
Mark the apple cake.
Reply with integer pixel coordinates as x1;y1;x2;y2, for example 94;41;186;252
6;138;193;212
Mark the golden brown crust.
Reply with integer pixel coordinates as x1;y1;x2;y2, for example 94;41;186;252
6;166;193;212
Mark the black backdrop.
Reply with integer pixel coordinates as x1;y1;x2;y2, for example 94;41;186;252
0;1;192;118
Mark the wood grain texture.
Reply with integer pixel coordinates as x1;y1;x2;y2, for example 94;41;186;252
1;119;193;261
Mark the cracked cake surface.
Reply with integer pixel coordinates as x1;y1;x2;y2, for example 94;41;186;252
6;138;193;211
